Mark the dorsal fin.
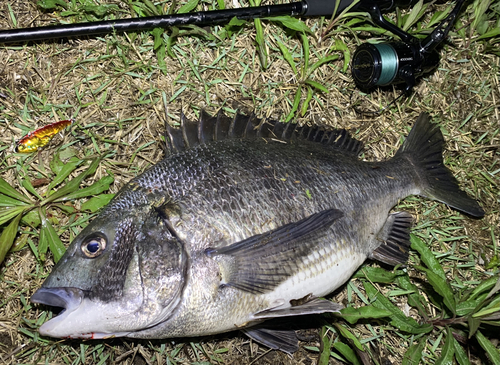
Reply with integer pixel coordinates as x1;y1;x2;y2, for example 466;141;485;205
164;110;363;156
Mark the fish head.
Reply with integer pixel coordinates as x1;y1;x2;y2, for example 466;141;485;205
31;208;187;339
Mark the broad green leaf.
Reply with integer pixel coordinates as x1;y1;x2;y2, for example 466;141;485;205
332;342;362;365
266;16;313;34
42;159;101;205
0;206;29;226
0;177;32;204
402;338;426;365
285;88;302;123
410;234;446;279
416;265;456;315
0;213;22;264
21;210;41;228
304;79;328;93
276;39;297;75
334;324;363;351
396;275;427;314
453;337;471;365
475;330;500;364
46;157;82;193
402;0;425;31
178;0;198;14
456;297;485;317
0;193;29;207
471;0;491;36
81;194;115;212
467;316;481;338
473;296;500;318
486;275;500;299
469;276;498;300
354;266;402;283
318;327;332;365
58;175;114;202
37;0;68;10
22;178;42;200
39;209;66;262
427;6;453;28
364;281;433;334
339;306;392;324
435;327;455;365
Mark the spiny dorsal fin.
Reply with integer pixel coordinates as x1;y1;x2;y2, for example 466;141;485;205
164;110;363;156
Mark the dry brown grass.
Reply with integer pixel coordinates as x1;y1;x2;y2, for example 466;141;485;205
0;0;499;364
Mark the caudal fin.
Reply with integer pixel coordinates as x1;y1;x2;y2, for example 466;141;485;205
396;113;484;217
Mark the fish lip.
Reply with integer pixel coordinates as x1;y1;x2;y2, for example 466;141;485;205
31;287;84;311
31;287;84;337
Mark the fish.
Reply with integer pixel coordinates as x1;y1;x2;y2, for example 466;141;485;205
15;119;73;153
31;112;484;353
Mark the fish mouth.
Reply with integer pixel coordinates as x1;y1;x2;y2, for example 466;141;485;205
31;287;84;337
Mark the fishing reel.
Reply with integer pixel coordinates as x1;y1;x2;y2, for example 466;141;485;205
349;0;465;95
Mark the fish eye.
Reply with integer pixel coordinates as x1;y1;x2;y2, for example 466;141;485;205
81;235;107;258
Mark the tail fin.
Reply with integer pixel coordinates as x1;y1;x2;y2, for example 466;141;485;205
396;113;484;217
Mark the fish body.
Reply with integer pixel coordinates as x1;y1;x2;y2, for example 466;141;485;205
31;112;483;352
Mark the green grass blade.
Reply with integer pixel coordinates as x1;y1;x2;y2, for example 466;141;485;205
285;87;302;122
276;38;297;75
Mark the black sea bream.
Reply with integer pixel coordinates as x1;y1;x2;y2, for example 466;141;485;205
31;112;484;353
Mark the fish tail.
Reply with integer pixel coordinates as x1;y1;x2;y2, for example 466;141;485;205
396;113;484;217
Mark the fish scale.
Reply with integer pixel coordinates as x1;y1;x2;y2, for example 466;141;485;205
31;112;484;354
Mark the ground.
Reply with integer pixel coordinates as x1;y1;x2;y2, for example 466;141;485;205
0;0;499;364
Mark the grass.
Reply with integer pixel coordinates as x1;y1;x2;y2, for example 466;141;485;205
0;0;499;364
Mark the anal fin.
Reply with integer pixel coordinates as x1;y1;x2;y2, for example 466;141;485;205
370;211;413;266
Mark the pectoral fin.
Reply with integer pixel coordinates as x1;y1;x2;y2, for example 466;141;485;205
242;327;299;354
206;209;343;294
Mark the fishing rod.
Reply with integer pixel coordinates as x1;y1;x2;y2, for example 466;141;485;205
0;0;464;95
0;0;413;44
